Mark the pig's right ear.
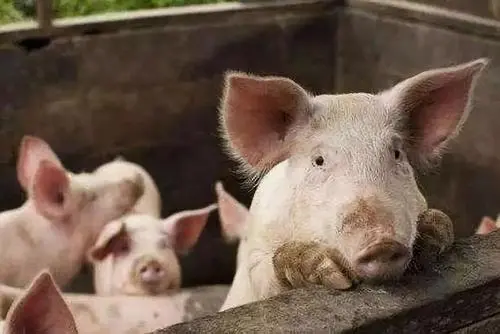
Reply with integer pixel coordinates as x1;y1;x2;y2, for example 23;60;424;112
4;271;78;334
215;181;249;243
87;221;129;262
381;59;488;168
31;160;71;221
220;72;312;174
17;136;64;191
476;216;497;235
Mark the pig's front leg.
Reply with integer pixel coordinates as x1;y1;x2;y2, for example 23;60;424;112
272;241;354;291
411;209;454;269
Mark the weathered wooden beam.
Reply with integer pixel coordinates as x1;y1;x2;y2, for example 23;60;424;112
36;0;53;30
153;231;500;333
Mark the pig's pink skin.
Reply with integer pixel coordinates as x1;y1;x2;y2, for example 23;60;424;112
0;277;229;334
476;216;500;234
89;204;217;296
215;181;249;243
218;59;488;310
94;158;162;218
0;136;144;289
2;271;78;334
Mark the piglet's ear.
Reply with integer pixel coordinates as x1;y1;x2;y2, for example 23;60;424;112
17;136;64;191
381;58;488;168
87;221;129;262
32;160;71;222
4;271;78;334
215;181;249;243
476;216;498;235
220;72;312;173
164;204;217;254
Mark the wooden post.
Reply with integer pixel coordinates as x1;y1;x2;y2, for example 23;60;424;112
36;0;53;30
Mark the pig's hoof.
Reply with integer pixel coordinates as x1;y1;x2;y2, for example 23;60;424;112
273;241;352;291
411;209;454;269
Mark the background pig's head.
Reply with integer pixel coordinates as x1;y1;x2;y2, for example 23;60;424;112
87;204;217;296
16;136;145;240
3;271;78;334
220;59;488;284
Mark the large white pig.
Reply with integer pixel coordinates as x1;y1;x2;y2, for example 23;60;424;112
88;204;217;296
0;136;144;288
218;59;487;310
0;270;228;334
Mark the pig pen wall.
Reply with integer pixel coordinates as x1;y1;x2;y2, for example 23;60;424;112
0;1;338;292
1;0;500;293
336;0;500;238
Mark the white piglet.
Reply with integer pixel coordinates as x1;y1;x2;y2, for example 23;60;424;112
218;59;488;310
0;136;144;288
88;205;217;296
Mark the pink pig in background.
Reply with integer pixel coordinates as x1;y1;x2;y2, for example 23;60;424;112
0;270;228;334
1;271;78;334
0;136;144;288
88;205;217;296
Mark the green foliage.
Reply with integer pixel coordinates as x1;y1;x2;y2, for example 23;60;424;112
0;0;26;24
1;0;232;24
54;0;233;18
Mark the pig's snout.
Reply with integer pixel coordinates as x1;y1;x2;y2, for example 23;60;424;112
136;259;166;285
353;239;410;282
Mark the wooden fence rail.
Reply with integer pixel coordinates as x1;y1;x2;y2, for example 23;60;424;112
153;231;500;333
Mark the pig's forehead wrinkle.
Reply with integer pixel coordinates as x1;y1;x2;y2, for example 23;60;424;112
311;93;390;125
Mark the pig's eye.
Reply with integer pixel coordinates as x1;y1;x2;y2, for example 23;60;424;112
115;242;130;254
313;155;325;167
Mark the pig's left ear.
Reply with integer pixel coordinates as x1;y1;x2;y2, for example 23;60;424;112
4;271;78;334
164;204;218;254
381;58;489;168
87;221;129;262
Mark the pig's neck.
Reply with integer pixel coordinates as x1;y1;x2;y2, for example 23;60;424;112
19;201;89;263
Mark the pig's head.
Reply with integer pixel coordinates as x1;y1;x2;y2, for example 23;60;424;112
87;204;217;296
17;136;144;240
220;59;488;284
3;271;78;334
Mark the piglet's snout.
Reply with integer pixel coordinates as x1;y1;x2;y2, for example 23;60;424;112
353;239;410;282
135;258;166;285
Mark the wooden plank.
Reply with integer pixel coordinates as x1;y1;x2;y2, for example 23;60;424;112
36;0;53;29
152;231;500;333
0;0;338;43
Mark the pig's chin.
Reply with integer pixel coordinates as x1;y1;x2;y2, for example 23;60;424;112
138;280;177;295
